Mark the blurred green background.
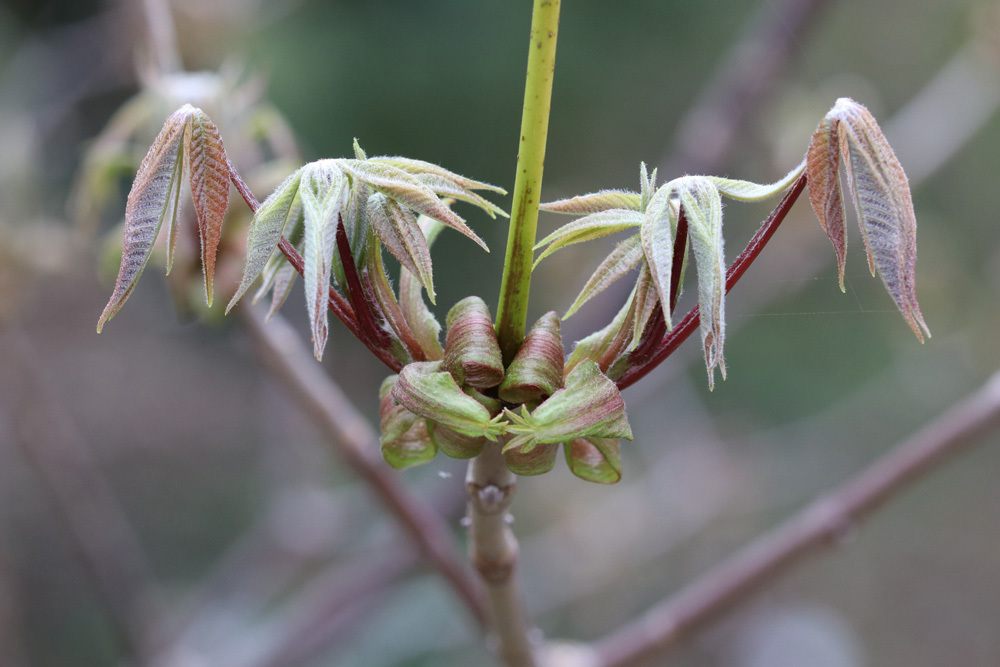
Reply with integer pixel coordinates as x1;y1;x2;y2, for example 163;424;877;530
1;1;999;666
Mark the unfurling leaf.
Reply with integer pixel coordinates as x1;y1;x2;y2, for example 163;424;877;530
677;177;727;389
503;361;632;452
368;193;435;302
443;297;504;389
379;376;436;469
563;234;643;319
564;438;622;484
504;443;558;476
630;264;659;350
338;159;489;252
184;109;230;306
533;209;643;267
415;173;508;220
299;161;348;360
369;155;506;195
540;190;642;215
392;361;506;440
399;216;446;360
808;98;930;342
499;312;564;404
228;169;304;312
429;387;500;459
710;159;805;202
640;183;677;328
807;115;848;290
565;292;635;376
97;105;191;332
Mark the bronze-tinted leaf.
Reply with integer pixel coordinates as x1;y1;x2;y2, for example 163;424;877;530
807;116;848;290
184;108;230;306
832;98;930;341
97;105;192;332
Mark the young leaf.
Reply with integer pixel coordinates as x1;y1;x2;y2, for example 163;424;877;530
392;361;506;440
443;296;504;389
563;233;643;320
503;361;632;451
833;98;930;341
710;159;805;202
498;311;564;404
399;216;446;360
678;177;727;389
184;108;230;306
379;376;436;469
227;168;304;312
503;442;559;476
564;438;622;484
97;106;191;333
565;290;635;376
807;116;848;290
415;173;509;219
533;209;644;267
640;184;677;328
338;159;489;252
299;162;348;360
369;155;507;194
630;264;660;351
368;192;435;302
540;190;642;215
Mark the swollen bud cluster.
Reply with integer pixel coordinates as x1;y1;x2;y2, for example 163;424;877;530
379;299;632;483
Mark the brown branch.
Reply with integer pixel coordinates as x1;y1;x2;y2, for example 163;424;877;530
660;0;836;176
240;305;487;628
617;172;806;389
594;370;1000;667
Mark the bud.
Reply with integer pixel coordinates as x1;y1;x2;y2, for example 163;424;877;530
379;376;435;469
392;361;506;440
503;361;632;453
564;438;622;484
443;296;504;389
504;442;558;476
429;388;501;459
498;311;564;404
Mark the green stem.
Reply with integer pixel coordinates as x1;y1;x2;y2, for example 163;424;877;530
495;0;561;362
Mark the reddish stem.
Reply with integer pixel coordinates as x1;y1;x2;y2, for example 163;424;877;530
630;208;690;364
616;172;807;390
228;162;403;372
336;218;391;349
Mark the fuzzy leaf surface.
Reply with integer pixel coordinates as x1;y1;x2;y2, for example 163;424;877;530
97;105;192;332
184;109;230;305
